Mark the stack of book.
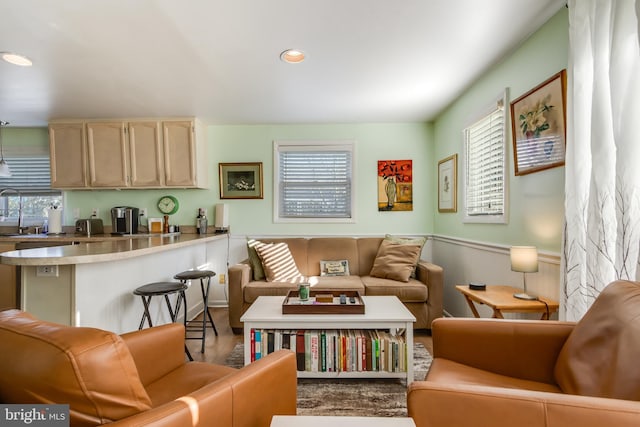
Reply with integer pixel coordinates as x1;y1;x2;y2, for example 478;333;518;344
249;328;407;373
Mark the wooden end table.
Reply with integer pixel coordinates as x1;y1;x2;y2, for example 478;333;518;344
455;285;559;320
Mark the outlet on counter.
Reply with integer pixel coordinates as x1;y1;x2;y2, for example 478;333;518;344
140;208;148;217
91;207;99;217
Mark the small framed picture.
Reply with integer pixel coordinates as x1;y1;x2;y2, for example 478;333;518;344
219;162;263;199
438;154;457;213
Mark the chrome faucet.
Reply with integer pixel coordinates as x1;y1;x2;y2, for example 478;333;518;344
0;188;24;233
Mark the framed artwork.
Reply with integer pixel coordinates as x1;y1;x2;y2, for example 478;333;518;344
219;162;263;199
510;69;567;176
377;160;413;211
438;154;457;213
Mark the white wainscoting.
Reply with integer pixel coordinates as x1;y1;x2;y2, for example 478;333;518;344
430;235;561;320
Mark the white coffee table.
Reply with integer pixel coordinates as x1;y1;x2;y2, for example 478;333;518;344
271;415;416;427
241;295;416;383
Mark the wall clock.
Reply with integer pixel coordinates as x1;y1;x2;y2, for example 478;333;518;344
157;195;179;215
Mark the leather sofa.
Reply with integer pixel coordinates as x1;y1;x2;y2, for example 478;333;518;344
0;309;297;426
228;237;444;331
407;280;640;427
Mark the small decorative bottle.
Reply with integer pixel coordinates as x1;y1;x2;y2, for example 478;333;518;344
196;208;207;235
163;215;169;234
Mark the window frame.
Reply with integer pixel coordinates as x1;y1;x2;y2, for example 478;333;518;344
273;140;356;224
462;91;509;224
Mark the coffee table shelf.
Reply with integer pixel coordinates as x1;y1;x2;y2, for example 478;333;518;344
241;295;416;383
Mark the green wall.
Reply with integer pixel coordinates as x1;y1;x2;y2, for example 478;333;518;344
55;123;435;235
432;8;568;253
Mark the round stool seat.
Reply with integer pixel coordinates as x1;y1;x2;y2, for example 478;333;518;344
134;282;188;296
173;270;216;281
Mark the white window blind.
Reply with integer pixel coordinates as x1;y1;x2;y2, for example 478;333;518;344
275;141;354;222
0;155;56;194
464;100;507;223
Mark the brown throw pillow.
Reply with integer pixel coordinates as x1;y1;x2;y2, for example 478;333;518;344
384;234;426;278
254;242;303;282
369;240;422;282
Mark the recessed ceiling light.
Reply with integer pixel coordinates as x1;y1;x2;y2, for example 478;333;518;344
1;52;33;67
280;49;305;64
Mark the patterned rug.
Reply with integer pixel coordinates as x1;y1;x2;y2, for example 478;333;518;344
224;342;432;417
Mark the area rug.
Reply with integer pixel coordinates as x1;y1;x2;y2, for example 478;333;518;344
224;342;432;417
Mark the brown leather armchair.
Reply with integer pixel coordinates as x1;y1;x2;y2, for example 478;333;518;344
407;280;640;427
0;310;297;426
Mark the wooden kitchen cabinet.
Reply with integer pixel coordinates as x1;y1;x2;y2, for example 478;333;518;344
86;122;129;187
49;118;207;189
129;121;163;187
49;123;88;188
163;120;207;187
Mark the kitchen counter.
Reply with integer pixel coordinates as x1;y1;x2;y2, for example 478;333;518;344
1;232;230;334
0;233;219;266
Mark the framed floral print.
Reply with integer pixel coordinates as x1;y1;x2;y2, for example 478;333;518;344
510;69;567;176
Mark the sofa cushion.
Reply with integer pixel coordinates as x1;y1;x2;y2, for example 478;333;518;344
254;242;304;282
554;280;640;400
0;310;152;424
309;275;365;293
369;240;422;282
308;238;360;275
362;276;428;302
244;281;303;303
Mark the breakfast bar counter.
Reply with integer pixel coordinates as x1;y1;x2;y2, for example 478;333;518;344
0;233;229;334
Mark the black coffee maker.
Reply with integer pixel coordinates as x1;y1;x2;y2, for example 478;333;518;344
110;206;139;235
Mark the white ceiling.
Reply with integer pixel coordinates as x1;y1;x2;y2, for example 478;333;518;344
0;0;565;127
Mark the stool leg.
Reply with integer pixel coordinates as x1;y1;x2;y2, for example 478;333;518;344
202;277;218;336
139;295;154;330
180;290;193;361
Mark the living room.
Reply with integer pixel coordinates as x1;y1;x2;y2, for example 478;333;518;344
1;1;639;426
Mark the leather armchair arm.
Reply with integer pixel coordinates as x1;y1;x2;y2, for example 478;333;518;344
408;382;640;427
432;318;575;384
109;350;297;427
120;323;186;386
228;261;252;329
415;261;444;322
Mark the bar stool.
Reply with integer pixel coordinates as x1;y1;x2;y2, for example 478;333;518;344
133;281;193;361
174;269;218;353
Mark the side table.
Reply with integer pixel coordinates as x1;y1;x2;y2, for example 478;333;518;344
455;285;559;320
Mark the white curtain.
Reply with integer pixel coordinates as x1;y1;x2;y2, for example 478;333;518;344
563;0;640;320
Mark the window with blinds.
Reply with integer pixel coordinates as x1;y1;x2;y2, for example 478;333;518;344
463;97;507;223
0;155;62;226
274;140;355;222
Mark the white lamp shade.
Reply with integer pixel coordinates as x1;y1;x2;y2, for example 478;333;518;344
510;246;538;273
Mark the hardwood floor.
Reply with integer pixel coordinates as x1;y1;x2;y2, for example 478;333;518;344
187;307;433;364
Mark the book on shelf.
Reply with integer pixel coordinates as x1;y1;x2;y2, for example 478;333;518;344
249;327;408;373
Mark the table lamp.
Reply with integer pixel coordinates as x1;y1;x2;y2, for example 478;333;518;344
510;246;538;300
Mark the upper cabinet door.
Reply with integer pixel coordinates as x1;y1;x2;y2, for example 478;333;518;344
86;122;129;187
129;121;163;187
49;123;88;188
163;120;196;187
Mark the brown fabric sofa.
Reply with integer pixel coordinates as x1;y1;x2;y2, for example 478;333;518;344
0;309;297;427
407;280;640;427
228;237;444;331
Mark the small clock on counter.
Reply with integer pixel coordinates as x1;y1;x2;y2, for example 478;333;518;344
157;195;179;215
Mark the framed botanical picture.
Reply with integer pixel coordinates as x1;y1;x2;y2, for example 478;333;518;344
510;69;567;176
438;154;457;213
219;162;263;199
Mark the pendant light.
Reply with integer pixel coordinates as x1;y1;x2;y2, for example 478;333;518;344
0;121;12;177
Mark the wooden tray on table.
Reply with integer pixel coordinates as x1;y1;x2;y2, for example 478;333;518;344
282;290;365;314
